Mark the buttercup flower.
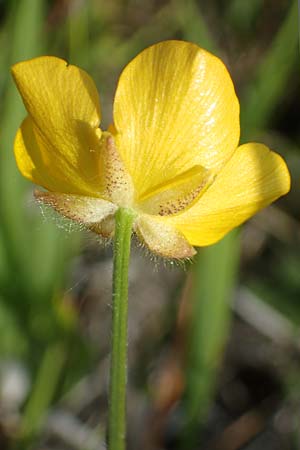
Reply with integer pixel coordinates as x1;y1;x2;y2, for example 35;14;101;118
12;40;290;258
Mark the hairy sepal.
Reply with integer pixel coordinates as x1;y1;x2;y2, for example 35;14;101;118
135;214;196;259
35;190;117;235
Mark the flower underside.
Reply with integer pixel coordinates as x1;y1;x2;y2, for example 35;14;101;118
35;133;212;258
12;41;291;259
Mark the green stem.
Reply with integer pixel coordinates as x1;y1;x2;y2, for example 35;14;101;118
108;207;135;450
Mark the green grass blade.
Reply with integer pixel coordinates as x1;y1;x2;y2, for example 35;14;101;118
181;231;239;447
20;342;66;440
241;0;298;139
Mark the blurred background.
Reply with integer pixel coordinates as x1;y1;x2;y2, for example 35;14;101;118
0;0;299;449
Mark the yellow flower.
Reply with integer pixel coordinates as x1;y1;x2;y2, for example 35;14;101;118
12;41;290;259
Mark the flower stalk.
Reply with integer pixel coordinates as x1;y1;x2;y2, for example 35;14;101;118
108;207;135;450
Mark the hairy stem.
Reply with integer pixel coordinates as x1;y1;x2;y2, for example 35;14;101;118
108;207;135;450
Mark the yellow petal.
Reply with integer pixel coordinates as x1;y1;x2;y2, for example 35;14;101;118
135;214;196;259
138;164;214;216
15;116;96;195
35;190;117;226
15;117;57;190
166;143;291;246
113;40;240;198
12;57;102;194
